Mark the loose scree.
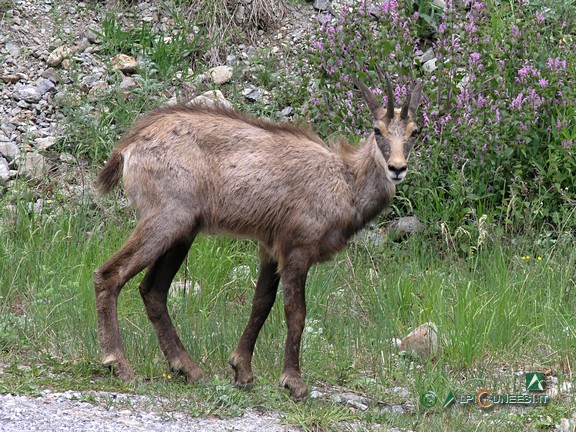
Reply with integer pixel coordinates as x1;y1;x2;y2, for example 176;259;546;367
94;77;423;401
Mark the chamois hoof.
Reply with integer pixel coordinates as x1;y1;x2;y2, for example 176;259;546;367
280;371;308;402
228;353;254;388
169;357;204;384
103;356;135;383
181;366;204;384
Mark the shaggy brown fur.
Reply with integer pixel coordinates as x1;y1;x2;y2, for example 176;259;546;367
94;81;423;401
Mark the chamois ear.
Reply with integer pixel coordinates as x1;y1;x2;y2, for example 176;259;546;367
408;81;424;117
356;80;382;119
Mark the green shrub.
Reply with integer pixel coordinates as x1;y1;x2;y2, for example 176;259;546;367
302;0;576;231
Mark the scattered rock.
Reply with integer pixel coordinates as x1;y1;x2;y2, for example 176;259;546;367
119;75;138;91
88;80;109;95
12;84;42;103
242;84;264;102
432;0;447;9
333;392;369;411
400;322;440;360
85;27;101;44
280;106;293;117
354;229;385;246
208;65;233;85
0;141;20;162
384;216;425;241
35;137;57;150
416;48;435;64
226;54;238;66
47;46;74;67
313;0;331;12
18;152;46;180
1;74;23;84
35;78;57;96
111;54;139;73
5;41;20;58
190;90;233;109
422;58;438;73
0;157;9;184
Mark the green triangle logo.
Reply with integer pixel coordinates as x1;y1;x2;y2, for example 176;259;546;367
526;373;545;391
444;391;456;409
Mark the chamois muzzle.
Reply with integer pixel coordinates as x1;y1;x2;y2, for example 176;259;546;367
387;163;407;183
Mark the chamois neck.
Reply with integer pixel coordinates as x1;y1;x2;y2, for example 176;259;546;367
341;137;396;234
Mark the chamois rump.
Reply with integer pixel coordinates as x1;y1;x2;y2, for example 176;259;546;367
94;77;423;401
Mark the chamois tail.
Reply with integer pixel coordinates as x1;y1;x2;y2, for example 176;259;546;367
96;151;123;196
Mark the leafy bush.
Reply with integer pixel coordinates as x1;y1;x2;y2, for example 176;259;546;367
302;0;576;231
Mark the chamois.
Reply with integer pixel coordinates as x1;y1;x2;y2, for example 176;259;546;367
94;77;423;401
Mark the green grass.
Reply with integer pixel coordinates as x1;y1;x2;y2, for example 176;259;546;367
1;188;575;430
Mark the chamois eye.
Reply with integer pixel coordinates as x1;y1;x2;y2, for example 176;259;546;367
374;127;382;136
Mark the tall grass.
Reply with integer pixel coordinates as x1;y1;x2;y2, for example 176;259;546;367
1;193;575;398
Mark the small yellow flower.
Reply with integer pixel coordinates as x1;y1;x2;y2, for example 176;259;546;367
537;256;542;261
521;255;530;260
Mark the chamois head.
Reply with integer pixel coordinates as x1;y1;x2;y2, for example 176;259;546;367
357;75;424;184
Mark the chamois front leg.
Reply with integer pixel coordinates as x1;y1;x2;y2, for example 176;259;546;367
229;251;280;387
279;254;310;401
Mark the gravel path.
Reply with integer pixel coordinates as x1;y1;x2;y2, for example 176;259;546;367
0;391;297;432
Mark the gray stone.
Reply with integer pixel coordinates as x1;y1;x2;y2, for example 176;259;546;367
333;392;369;411
0;157;9;183
35;78;56;96
0;141;19;161
242;84;263;102
416;48;435;64
35;136;56;150
432;0;446;9
5;41;20;58
85;27;100;44
386;216;425;241
226;54;238;66
313;0;331;11
18;152;46;180
12;84;42;103
355;229;385;246
280;106;294;117
422;58;437;73
119;75;137;91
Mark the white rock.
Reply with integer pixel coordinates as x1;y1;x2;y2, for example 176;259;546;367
191;90;233;109
0;157;9;183
208;65;233;85
422;58;438;73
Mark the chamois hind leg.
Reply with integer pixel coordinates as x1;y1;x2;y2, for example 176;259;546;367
139;238;203;383
279;251;311;401
229;247;280;387
94;216;192;382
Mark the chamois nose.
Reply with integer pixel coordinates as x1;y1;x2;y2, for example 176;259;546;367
388;164;407;177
